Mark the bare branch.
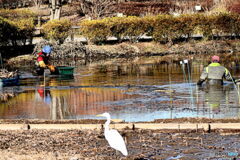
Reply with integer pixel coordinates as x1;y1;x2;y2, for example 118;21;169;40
72;0;118;19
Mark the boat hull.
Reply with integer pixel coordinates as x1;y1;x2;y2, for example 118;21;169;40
0;76;19;87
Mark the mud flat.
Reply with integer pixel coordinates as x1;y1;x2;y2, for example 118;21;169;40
7;40;240;68
0;118;240;159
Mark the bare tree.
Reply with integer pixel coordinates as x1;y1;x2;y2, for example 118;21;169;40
50;0;62;20
33;0;42;8
73;0;118;19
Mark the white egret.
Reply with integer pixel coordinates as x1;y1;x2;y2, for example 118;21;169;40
97;112;128;156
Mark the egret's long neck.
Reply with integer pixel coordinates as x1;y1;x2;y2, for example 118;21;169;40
104;116;111;132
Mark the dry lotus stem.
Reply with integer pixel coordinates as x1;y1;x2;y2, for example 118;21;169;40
0;69;18;79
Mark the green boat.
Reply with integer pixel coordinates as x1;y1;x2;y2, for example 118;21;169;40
55;66;75;75
35;66;75;76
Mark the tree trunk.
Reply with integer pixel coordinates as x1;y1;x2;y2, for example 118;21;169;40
54;7;62;20
50;0;62;20
33;0;42;9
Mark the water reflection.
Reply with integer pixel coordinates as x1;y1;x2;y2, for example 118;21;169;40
0;61;240;122
0;86;137;120
198;83;240;118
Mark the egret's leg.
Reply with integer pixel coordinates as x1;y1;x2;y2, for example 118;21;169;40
115;150;120;159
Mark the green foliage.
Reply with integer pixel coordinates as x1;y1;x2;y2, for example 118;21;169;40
152;15;183;42
232;14;240;36
0;9;36;20
0;17;17;46
42;19;72;44
79;13;240;44
178;14;196;39
0;9;36;46
80;19;111;44
8;18;35;44
110;16;150;42
193;14;215;39
80;16;153;43
214;13;239;36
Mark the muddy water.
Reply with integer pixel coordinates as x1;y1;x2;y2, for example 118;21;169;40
0;61;240;122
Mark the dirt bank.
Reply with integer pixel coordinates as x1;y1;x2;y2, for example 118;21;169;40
1;117;240;124
6;40;240;68
0;129;239;160
1;119;240;159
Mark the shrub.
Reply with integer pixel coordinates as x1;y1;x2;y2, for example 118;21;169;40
0;9;36;45
0;9;36;20
109;16;150;42
152;15;185;43
0;17;17;46
232;14;240;36
213;13;240;36
80;16;154;43
42;19;72;44
8;18;35;45
79;13;240;44
178;14;195;39
191;14;215;39
80;19;111;44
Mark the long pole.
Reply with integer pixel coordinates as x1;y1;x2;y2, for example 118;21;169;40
43;71;46;103
169;64;173;119
184;59;192;83
0;53;4;69
228;72;240;104
184;59;194;108
180;61;187;82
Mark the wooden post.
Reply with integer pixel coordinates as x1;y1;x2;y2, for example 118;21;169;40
207;124;211;133
38;16;41;26
70;30;74;41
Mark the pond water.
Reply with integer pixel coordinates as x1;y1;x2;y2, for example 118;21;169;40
0;60;240;122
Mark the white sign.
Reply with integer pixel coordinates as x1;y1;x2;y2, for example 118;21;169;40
195;5;201;11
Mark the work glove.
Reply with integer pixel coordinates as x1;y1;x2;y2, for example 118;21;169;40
235;79;240;84
197;79;204;86
48;65;56;72
39;61;46;68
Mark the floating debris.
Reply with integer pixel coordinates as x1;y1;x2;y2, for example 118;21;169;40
155;89;175;93
0;92;15;102
0;69;18;79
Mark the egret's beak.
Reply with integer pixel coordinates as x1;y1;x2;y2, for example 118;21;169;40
96;114;103;117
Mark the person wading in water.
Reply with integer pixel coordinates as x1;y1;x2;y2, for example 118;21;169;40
197;55;239;86
36;45;56;75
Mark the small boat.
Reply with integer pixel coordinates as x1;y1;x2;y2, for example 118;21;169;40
55;66;75;75
0;75;19;87
35;66;75;76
